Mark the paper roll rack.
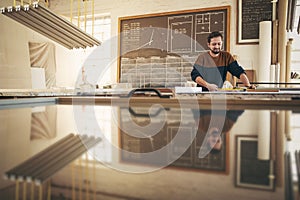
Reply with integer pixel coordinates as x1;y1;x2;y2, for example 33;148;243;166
0;1;101;49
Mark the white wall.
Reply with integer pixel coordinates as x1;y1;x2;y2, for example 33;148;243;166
0;0;55;89
0;14;32;89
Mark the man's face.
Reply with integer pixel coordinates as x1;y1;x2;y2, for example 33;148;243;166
207;127;222;150
207;36;223;55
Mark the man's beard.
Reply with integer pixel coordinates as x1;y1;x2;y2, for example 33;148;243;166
210;48;220;54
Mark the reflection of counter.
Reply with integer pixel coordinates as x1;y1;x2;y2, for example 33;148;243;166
58;91;300;111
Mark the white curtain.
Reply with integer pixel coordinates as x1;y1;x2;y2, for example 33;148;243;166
28;42;56;88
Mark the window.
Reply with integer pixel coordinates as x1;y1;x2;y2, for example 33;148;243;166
79;15;111;42
72;14;112;86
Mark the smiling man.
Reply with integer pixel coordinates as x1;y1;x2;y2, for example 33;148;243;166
191;31;255;91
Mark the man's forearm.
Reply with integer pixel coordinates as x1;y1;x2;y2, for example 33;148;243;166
195;76;208;88
239;73;251;87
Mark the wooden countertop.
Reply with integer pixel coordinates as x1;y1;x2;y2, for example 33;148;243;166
1;88;300;111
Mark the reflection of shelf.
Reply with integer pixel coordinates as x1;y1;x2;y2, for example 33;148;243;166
0;2;101;49
4;133;101;184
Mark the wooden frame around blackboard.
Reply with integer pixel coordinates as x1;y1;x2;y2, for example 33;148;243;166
118;6;230;81
237;0;273;44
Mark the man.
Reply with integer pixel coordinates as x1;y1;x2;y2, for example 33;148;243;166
191;31;255;91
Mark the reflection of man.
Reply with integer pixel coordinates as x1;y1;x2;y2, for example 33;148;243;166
207;127;222;153
194;109;244;154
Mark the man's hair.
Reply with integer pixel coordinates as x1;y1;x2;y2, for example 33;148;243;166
207;31;223;43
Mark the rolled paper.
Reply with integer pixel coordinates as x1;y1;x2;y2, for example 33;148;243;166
258;21;272;86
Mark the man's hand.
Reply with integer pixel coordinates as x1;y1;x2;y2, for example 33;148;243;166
247;85;256;89
206;83;219;91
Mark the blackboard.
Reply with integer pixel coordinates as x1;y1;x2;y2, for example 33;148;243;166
118;6;230;81
238;0;273;44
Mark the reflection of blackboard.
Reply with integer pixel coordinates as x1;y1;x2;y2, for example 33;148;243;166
235;136;274;190
238;0;273;43
119;6;230;55
120;123;228;172
119;107;229;173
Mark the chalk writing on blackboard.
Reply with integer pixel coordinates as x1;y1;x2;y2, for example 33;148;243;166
119;7;229;55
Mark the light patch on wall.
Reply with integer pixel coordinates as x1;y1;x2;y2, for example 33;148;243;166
31;67;46;89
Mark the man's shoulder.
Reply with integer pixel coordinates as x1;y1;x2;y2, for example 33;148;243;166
195;51;210;61
220;51;235;62
220;51;232;57
197;51;209;57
